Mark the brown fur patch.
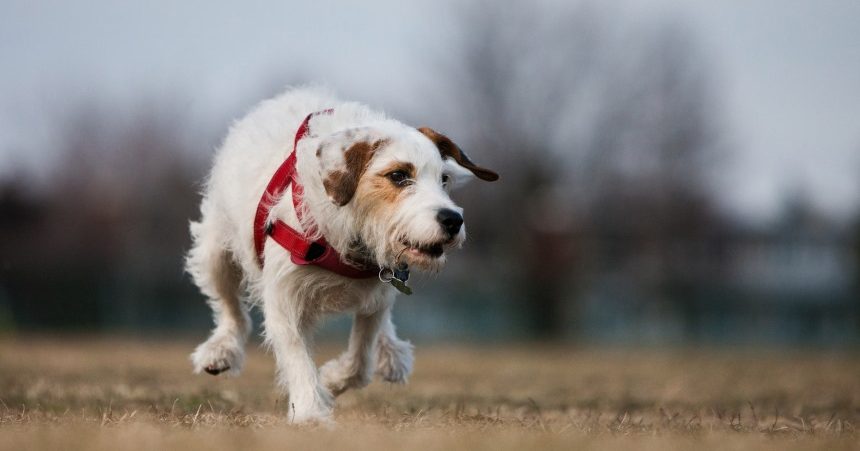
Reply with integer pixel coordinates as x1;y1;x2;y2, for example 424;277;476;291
323;139;388;206
417;127;499;181
374;162;415;203
361;177;401;207
349;162;415;228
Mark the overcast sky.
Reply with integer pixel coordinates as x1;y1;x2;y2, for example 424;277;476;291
2;0;859;223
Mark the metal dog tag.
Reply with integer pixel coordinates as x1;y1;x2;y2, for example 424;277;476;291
379;266;412;295
393;263;409;283
390;277;413;295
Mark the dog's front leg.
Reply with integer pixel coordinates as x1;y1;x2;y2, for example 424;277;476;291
375;306;414;384
262;284;333;424
320;307;386;397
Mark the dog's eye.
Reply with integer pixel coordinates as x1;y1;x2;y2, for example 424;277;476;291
441;174;450;185
386;170;410;186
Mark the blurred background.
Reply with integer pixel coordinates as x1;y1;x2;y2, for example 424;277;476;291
1;0;858;346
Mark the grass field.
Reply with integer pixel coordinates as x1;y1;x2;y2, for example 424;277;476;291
0;336;857;450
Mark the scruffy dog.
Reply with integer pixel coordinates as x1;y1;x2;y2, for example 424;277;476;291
186;87;497;423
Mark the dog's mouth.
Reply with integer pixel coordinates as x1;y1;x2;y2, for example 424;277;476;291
400;239;445;259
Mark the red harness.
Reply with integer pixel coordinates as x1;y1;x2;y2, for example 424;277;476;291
252;109;378;279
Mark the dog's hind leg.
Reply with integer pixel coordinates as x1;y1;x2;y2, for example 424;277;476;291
187;214;251;377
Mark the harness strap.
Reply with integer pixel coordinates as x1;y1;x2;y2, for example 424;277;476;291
252;109;377;279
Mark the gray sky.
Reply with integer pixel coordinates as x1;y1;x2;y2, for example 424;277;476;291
673;1;860;222
2;0;859;222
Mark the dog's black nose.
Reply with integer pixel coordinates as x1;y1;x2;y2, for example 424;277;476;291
436;208;463;237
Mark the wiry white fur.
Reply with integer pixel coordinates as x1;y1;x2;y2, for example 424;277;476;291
185;87;472;423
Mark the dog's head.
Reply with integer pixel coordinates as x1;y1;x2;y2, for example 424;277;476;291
304;122;498;271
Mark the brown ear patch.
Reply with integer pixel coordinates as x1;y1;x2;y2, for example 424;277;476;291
323;139;388;206
418;127;499;182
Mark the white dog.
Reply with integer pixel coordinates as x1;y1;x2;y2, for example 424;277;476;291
185;87;497;423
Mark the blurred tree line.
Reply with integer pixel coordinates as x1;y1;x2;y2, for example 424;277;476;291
0;2;857;342
424;2;858;343
0;102;209;331
443;3;726;339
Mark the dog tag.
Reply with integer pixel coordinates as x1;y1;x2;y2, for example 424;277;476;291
393;263;409;283
390;277;413;295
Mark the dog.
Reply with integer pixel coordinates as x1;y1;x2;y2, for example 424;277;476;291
185;87;498;423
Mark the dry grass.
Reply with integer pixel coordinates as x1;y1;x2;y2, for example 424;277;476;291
0;336;857;450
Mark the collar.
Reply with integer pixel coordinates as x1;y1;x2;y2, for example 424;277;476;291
252;109;378;279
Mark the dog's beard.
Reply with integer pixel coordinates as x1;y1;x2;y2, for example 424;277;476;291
393;236;453;272
357;229;447;272
385;225;463;273
355;207;463;273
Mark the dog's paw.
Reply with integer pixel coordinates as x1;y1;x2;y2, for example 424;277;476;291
376;337;414;384
190;333;245;377
289;409;335;426
319;355;371;397
287;385;335;425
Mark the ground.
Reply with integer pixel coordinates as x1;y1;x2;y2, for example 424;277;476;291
0;337;857;450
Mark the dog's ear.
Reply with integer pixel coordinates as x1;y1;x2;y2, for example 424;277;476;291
418;127;499;182
319;138;388;206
